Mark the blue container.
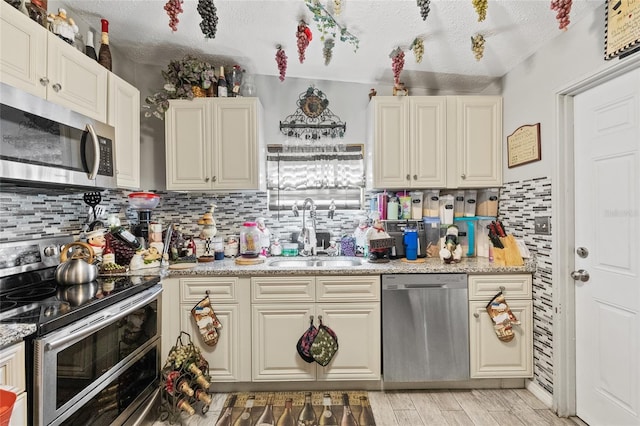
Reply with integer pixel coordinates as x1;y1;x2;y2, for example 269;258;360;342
403;228;418;260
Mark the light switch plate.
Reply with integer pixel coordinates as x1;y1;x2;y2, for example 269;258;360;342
534;217;551;235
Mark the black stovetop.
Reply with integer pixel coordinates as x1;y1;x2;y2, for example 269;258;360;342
0;271;160;335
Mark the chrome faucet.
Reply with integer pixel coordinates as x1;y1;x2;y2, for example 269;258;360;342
297;198;317;256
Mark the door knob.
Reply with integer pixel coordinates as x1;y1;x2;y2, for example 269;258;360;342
571;269;590;282
39;77;49;86
52;83;62;92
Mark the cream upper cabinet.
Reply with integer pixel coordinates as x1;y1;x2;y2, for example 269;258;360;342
0;3;108;122
468;274;533;378
370;96;447;189
251;275;381;383
108;73;140;189
368;95;501;189
165;98;263;191
446;96;503;188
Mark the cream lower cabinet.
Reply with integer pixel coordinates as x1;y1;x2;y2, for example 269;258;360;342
468;274;533;378
251;275;381;382
0;341;27;426
0;1;108;122
161;277;251;382
165;98;263;191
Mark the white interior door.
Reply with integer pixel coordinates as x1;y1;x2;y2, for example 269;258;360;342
574;67;640;426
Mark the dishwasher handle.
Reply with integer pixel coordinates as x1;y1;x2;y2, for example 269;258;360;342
382;282;468;290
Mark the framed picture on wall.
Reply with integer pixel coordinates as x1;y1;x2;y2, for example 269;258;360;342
605;0;640;60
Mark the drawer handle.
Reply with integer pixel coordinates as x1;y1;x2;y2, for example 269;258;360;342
499;286;505;292
473;313;479;318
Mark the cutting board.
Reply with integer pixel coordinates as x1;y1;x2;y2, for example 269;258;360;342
168;262;198;270
235;256;265;265
401;257;427;263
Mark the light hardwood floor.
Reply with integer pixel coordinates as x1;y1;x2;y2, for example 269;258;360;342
152;388;583;425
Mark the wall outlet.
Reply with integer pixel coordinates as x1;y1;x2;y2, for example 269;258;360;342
534;216;551;235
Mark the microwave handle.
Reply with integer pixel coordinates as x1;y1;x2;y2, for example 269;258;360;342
85;124;100;179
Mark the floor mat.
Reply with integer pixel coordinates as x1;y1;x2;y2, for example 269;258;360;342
215;390;376;425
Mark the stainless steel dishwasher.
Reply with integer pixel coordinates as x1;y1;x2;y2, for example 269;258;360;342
382;273;469;382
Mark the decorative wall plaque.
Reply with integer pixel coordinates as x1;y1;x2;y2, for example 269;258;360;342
605;0;640;60
507;123;541;168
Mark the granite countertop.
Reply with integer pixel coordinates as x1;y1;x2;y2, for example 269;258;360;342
159;255;537;277
0;323;36;349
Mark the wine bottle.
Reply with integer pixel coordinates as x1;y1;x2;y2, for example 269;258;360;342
255;393;275;426
98;18;112;71
177;398;196;416
340;394;357;426
358;396;375;426
85;30;97;60
215;394;238;426
217;66;228;97
233;394;255;426
276;398;296;426
102;237;115;265
196;389;212;405
318;393;338;426
297;392;317;426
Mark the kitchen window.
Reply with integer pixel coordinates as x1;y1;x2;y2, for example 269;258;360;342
266;144;365;211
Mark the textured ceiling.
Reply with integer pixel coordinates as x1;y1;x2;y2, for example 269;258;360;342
53;0;602;91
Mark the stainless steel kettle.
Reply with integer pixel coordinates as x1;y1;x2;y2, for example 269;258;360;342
55;241;98;285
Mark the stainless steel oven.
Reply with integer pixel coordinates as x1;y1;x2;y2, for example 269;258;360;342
34;284;161;425
0;82;117;189
0;236;162;426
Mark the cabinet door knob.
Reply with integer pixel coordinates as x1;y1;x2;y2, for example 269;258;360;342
39;77;49;86
473;313;480;318
212;176;217;182
499;286;505;292
205;177;210;182
406;174;410;181
461;173;467;179
413;174;417;180
52;83;62;92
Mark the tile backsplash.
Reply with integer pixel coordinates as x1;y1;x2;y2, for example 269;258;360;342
0;177;554;397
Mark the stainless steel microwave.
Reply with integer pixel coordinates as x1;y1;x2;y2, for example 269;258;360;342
0;82;117;189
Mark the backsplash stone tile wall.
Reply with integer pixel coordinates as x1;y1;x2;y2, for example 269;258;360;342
1;178;554;398
499;176;553;396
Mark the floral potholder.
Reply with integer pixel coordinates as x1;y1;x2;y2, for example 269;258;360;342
310;319;339;366
296;318;318;363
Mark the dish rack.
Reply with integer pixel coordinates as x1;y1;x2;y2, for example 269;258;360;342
158;332;213;422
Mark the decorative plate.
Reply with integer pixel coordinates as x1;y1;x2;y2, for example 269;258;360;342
301;95;325;118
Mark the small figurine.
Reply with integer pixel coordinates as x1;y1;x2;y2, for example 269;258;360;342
292;201;299;217
198;204;218;240
256;217;271;256
326;240;339;256
47;8;78;45
368;88;377;101
439;225;463;264
86;228;106;257
353;216;370;254
365;218;392;262
328;199;336;219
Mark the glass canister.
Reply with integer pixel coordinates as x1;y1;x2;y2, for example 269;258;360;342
240;222;261;257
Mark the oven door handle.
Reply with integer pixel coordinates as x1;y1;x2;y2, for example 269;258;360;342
44;287;161;352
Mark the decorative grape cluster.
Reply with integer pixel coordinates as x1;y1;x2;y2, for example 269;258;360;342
197;0;218;39
104;233;136;266
472;0;488;21
417;0;431;20
471;34;486;61
296;22;312;64
390;48;405;85
275;46;288;82
164;0;183;31
166;343;194;369
550;0;572;30
323;39;335;65
333;0;342;15
411;38;424;63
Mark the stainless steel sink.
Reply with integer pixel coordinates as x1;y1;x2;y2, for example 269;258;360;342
267;258;363;268
316;259;363;267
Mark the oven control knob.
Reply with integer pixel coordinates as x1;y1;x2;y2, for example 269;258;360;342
43;245;59;257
